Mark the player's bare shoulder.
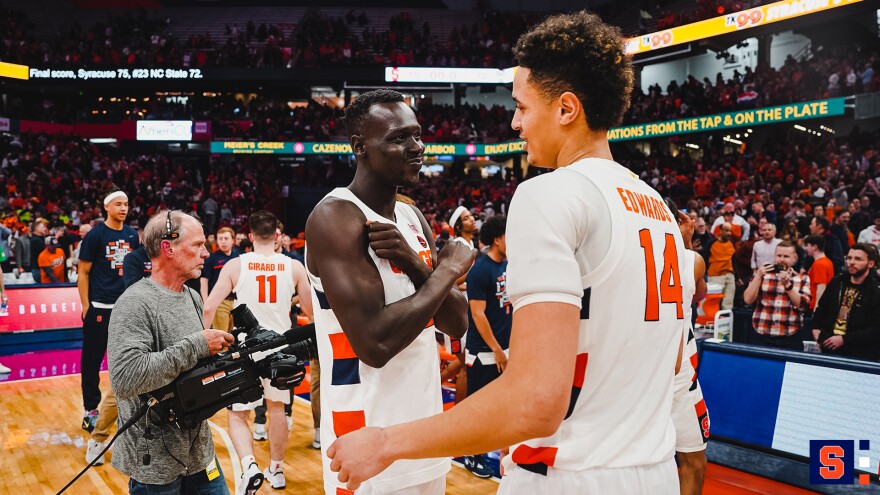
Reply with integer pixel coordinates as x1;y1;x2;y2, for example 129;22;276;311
305;195;371;276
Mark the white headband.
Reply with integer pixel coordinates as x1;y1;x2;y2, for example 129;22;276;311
103;191;127;206
449;206;468;229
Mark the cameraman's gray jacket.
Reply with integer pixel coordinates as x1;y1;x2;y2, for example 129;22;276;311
108;278;216;485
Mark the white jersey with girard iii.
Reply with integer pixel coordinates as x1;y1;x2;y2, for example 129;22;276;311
234;251;297;335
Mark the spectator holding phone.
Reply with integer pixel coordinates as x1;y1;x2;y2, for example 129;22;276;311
744;241;811;350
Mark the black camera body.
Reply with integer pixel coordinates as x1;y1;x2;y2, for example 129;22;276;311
147;304;316;429
768;263;786;273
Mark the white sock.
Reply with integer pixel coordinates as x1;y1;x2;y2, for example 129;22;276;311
241;455;256;472
270;460;283;472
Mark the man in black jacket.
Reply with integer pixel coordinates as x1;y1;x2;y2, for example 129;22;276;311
814;243;880;360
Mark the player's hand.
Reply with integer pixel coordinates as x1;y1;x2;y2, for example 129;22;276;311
493;348;508;373
366;221;422;274
822;335;844;350
437;238;476;277
327;427;393;491
202;329;234;355
677;210;695;245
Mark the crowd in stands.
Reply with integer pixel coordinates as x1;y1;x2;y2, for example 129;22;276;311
626;45;880;125
1;119;879;356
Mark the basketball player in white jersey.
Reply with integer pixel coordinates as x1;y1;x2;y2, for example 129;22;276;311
668;199;710;495
327;12;686;494
304;89;475;495
203;210;313;494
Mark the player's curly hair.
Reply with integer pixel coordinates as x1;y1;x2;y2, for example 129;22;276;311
513;11;634;131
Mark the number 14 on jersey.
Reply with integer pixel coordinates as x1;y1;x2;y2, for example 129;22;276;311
639;229;684;321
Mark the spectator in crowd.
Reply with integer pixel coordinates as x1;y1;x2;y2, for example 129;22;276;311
744;241;811;350
809;215;845;273
200;226;239;331
751;222;780;272
38;237;66;283
707;223;737;310
692;216;712;259
857;211;880;248
30;220;48;284
814;243;880;360
804;234;835;336
711;203;749;242
830;210;854;254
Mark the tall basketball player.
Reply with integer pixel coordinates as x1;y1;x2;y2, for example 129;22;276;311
328;12;685;494
305;89;475;495
203;210;313;494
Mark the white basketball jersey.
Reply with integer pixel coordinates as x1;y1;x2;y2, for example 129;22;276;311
233;252;297;334
307;188;449;493
508;158;685;473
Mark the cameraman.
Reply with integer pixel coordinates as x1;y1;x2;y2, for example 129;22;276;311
744;240;812;350
108;210;234;494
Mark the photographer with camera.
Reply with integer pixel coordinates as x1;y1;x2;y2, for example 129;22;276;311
744;240;812;350
107;210;235;494
203;210;313;494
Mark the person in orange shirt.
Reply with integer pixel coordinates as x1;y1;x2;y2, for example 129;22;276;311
707;223;736;309
804;234;835;338
38;237;67;283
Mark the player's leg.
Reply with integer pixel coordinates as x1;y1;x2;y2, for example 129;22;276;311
677;450;707;495
227;404;263;494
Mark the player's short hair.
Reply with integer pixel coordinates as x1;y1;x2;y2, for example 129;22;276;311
513;11;634;131
343;89;406;138
216;226;235;238
480;215;507;246
249;210;278;241
803;235;825;250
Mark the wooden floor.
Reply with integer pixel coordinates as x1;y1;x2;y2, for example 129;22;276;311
0;373;498;495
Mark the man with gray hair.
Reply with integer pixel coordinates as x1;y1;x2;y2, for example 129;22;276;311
107;210;234;494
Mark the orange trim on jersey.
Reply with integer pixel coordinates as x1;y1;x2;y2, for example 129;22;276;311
511;445;558;468
329;332;358;360
689;353;699;371
332;410;366;437
425;318;434;328
572;353;589;388
694;398;707;417
336;488;355;495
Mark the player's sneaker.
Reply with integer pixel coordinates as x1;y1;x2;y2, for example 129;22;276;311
263;466;286;490
311;428;321;449
464;454;493;478
253;423;267;441
237;462;263;495
81;410;98;432
85;439;105;466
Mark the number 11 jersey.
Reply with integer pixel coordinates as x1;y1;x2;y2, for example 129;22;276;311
234;251;296;333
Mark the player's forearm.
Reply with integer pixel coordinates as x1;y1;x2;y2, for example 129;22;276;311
472;311;502;352
364;265;462;367
381;365;556;462
432;288;467;339
77;274;90;308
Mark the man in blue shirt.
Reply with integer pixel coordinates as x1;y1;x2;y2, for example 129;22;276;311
463;215;511;478
77;187;138;433
200;226;239;331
